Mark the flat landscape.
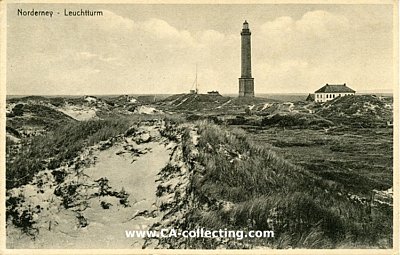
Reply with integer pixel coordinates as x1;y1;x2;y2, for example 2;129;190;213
5;93;393;249
240;127;392;195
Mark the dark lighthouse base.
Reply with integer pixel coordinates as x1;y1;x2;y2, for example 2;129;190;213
239;78;254;97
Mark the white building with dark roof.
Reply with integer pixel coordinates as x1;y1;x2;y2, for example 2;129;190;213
314;83;355;103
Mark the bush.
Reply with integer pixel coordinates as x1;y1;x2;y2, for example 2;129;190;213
261;113;334;129
6;196;39;237
12;104;24;116
227;116;248;125
261;114;306;127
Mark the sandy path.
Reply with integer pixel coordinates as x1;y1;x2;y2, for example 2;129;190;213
58;105;97;121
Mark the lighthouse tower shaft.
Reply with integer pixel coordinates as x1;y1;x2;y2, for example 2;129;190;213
239;21;254;97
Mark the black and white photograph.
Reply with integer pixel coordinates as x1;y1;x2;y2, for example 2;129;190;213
2;1;398;253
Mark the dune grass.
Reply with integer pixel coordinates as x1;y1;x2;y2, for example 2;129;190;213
6;116;140;189
240;126;393;195
183;121;392;248
6;112;187;190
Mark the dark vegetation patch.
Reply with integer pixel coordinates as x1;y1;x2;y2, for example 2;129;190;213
7;103;75;134
6;126;21;138
7;96;50;104
261;113;334;128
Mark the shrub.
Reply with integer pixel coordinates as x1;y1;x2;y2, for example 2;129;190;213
227;116;248;125
261;114;306;127
260;113;334;129
12;104;24;116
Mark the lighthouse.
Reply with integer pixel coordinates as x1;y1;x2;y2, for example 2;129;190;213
239;20;254;97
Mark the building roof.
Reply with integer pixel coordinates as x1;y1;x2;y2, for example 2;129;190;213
315;84;355;93
207;91;221;95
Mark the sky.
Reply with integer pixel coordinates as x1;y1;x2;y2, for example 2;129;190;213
7;4;394;95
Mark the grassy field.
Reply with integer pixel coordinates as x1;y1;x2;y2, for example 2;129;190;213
178;121;392;249
237;126;393;196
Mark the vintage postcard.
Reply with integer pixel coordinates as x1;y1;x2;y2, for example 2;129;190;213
1;0;398;254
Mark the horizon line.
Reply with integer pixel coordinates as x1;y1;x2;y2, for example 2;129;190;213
6;91;394;97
